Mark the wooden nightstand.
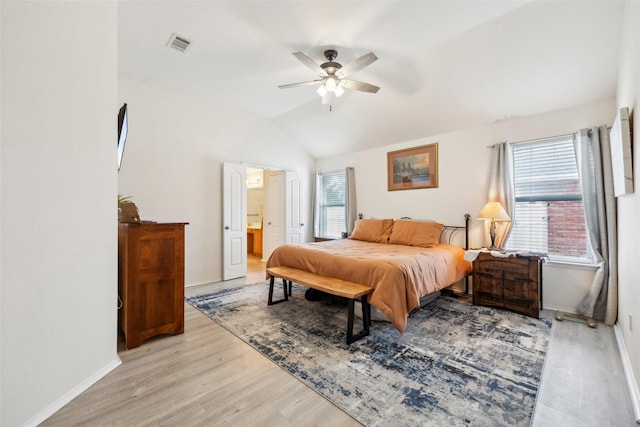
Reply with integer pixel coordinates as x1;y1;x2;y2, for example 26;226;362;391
472;251;544;318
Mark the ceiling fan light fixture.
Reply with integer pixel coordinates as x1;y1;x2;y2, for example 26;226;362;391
325;77;337;92
280;49;379;104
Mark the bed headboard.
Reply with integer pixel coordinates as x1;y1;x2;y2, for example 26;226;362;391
440;213;470;249
442;214;471;293
400;214;470;249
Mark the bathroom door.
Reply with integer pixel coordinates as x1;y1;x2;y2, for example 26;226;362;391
264;170;283;260
286;171;303;244
222;162;247;280
264;170;302;260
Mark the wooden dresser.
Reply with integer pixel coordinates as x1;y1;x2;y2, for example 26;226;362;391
118;222;188;349
472;251;544;318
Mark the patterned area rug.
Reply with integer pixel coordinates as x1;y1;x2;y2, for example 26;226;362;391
187;282;552;426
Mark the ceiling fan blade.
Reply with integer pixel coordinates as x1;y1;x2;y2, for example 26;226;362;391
278;80;323;89
336;52;378;78
340;79;380;93
292;52;328;77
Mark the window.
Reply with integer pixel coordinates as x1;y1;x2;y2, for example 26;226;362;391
505;136;593;263
316;170;346;239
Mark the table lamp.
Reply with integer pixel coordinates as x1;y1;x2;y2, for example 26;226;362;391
477;201;511;249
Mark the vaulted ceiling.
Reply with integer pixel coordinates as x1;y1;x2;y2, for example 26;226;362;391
118;1;624;159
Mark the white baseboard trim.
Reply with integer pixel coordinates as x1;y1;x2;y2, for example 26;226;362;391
541;304;578;315
184;281;215;288
23;356;122;427
613;323;640;424
186;279;220;288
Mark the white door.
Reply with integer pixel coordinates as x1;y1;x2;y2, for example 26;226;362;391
286;171;303;243
222;162;247;280
264;171;284;260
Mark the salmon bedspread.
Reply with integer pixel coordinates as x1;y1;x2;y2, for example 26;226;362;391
266;239;472;333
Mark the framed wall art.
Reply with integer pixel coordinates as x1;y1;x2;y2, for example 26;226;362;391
387;143;438;191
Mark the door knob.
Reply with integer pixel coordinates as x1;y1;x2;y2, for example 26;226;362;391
300;223;304;227
224;226;230;230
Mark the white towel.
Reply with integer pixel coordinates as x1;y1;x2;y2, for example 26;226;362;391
464;249;482;262
464;249;514;262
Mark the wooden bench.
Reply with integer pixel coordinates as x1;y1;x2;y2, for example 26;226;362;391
266;266;373;344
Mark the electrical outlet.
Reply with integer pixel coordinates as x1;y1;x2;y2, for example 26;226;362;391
629;313;633;332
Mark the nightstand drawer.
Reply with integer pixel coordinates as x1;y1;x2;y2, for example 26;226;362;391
504;270;534;282
474;273;504;306
475;256;531;275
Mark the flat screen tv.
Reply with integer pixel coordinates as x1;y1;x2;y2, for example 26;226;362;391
609;107;633;196
117;103;128;172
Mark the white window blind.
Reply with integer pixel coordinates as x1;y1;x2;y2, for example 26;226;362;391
505;136;593;263
318;170;346;238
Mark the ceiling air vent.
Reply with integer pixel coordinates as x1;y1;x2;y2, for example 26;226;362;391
167;33;192;53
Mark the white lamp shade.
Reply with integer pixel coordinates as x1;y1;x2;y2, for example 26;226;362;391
334;85;345;97
477;201;511;222
316;85;327;97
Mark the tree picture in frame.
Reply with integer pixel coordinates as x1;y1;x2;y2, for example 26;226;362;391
387;143;438;191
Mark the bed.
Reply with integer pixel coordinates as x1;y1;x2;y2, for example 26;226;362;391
266;215;473;333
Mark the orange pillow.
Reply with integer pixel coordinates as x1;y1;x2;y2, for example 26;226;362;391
389;220;444;248
348;218;394;243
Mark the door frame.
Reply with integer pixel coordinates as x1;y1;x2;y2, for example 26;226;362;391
222;162;304;274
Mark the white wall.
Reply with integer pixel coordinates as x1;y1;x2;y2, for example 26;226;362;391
317;98;615;312
614;1;640;419
1;3;119;426
117;76;315;285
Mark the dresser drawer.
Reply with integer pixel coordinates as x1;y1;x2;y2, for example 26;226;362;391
472;252;543;318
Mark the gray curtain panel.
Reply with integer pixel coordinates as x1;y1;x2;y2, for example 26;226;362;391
574;126;618;325
486;142;514;248
345;167;357;236
312;172;321;238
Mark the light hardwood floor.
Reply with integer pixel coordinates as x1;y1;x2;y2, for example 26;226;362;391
42;255;637;426
531;317;637;427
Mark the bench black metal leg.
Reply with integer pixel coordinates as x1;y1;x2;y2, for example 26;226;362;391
268;276;289;305
361;295;372;328
346;297;370;345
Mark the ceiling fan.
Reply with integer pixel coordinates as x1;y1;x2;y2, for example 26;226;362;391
279;49;380;105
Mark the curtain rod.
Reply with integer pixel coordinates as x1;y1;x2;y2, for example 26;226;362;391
486;131;577;148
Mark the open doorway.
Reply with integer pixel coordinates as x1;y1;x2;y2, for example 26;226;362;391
246;167;265;269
